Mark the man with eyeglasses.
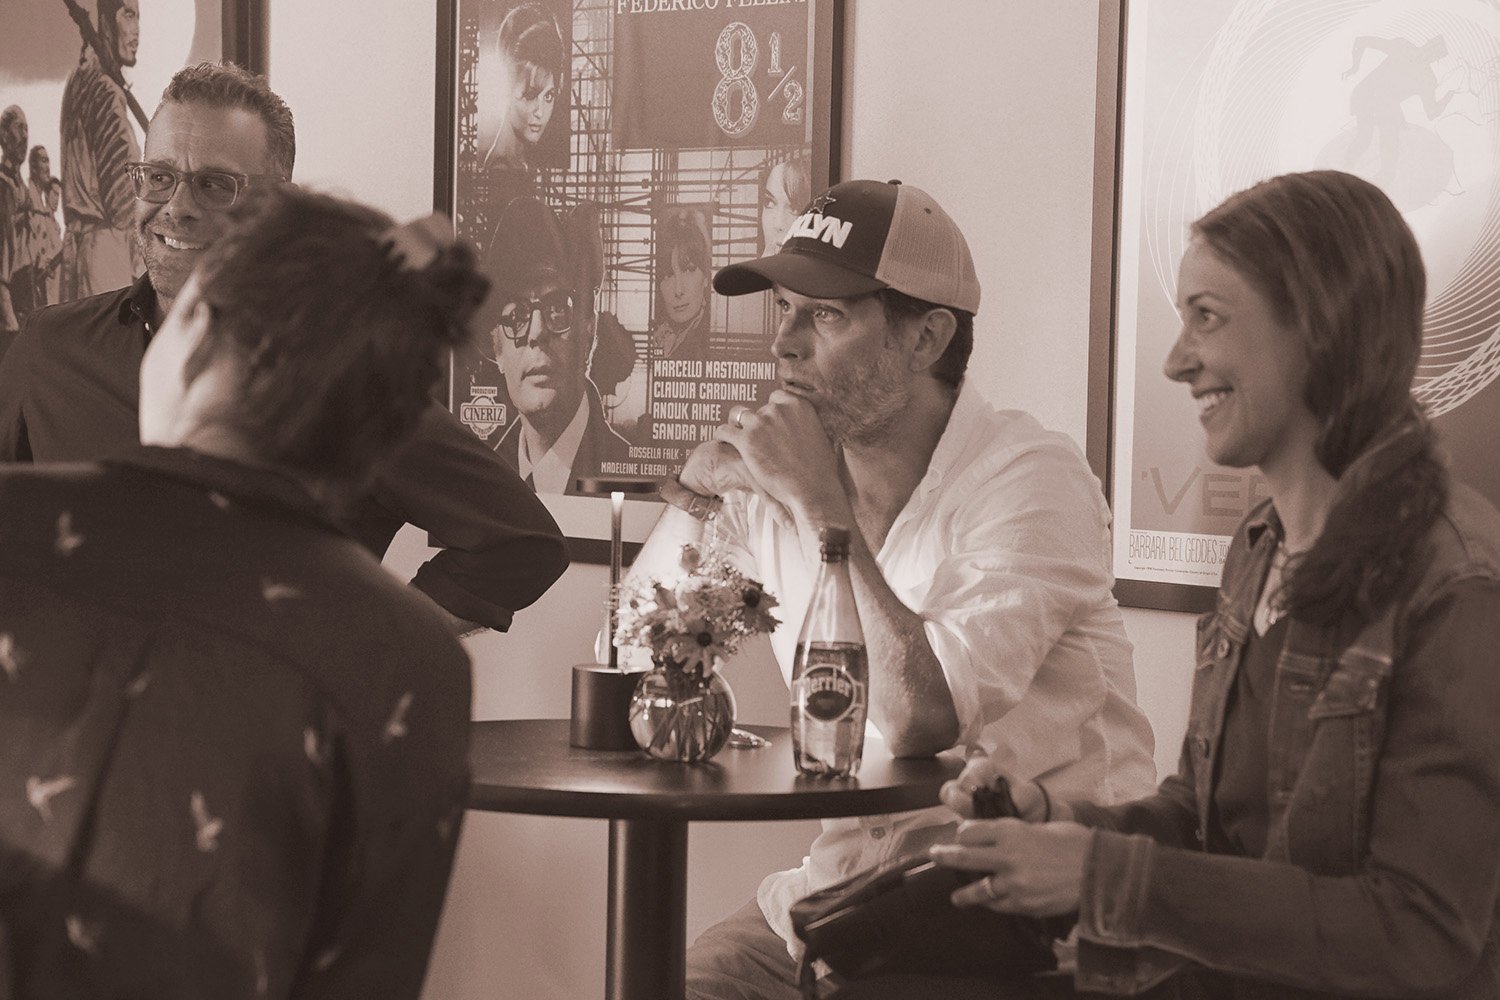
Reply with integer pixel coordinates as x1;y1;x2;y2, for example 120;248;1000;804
0;62;569;635
480;196;630;494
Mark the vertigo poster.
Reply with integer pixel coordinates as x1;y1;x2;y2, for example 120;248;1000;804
1105;0;1500;602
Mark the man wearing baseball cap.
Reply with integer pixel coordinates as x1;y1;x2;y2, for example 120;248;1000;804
631;179;1157;998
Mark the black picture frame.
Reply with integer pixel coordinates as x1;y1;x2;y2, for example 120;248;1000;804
433;0;845;565
223;0;270;75
1087;0;1215;614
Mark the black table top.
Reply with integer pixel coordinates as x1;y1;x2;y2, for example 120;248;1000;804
468;719;964;822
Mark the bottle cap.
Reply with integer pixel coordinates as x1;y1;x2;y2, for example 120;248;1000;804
819;525;851;559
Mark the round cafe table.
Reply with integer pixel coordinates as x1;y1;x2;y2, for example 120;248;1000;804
467;718;965;1000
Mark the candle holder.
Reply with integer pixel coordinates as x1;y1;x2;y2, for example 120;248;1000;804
568;475;659;750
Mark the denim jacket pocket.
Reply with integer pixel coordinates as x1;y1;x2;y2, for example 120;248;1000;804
1286;646;1392;870
1307;651;1391;719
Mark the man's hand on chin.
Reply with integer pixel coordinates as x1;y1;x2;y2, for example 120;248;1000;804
678;440;756;497
679;438;793;529
714;391;850;530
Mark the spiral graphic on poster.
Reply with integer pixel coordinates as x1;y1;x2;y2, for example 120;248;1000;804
1142;0;1500;418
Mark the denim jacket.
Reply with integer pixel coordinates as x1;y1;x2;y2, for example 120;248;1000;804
1070;481;1500;998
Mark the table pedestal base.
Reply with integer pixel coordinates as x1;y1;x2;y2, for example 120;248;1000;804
607;817;688;1000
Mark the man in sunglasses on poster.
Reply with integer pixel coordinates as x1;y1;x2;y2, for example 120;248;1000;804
481;195;631;494
0;61;569;636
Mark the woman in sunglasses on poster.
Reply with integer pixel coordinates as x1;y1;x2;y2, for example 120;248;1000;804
832;170;1500;999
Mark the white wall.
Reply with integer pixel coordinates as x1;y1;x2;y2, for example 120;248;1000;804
269;2;1197;997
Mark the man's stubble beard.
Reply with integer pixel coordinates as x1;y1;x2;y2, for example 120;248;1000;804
815;347;910;448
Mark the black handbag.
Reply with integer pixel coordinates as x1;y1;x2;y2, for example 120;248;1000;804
789;777;1071;998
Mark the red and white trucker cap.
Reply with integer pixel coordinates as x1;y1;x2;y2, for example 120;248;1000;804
713;179;981;314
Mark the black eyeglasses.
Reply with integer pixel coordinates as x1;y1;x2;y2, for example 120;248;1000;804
496;289;576;345
126;162;278;209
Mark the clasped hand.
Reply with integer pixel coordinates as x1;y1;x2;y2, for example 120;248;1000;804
930;757;1092;917
678;391;850;529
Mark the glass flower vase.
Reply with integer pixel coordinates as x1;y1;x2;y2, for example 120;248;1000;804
629;659;737;763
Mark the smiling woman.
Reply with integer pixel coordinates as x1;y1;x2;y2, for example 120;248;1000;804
891;171;1500;1000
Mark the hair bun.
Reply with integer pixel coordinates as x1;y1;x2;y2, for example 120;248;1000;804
421;241;489;343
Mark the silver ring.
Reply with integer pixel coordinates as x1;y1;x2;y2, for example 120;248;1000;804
730;406;748;429
982;875;1003;902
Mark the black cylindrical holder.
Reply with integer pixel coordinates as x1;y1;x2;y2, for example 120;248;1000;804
570;665;646;750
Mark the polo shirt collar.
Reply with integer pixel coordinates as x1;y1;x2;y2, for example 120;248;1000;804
117;273;159;335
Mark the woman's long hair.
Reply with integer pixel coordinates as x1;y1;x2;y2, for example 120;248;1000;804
1191;170;1447;626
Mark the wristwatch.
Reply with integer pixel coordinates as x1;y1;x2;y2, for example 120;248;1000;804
657;477;722;521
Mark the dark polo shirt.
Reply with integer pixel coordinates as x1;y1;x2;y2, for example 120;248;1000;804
0;277;569;630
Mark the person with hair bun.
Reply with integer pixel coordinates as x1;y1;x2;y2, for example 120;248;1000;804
863;170;1500;999
0;186;485;998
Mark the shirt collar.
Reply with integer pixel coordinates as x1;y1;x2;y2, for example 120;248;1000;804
1244;501;1282;549
909;379;977;502
517;394;591;493
117;273;159;336
105;445;345;534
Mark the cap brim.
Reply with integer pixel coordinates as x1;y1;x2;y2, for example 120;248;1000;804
714;251;887;300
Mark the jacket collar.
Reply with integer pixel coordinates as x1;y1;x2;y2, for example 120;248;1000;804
106;445;346;536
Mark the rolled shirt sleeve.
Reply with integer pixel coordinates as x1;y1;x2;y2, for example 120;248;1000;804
357;404;569;631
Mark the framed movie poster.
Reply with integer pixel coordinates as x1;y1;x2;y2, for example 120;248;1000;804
1088;0;1500;612
0;0;265;344
435;0;844;561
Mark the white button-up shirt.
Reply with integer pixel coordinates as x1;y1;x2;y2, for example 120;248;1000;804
713;382;1158;954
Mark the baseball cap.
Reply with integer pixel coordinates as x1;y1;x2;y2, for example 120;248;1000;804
714;179;981;313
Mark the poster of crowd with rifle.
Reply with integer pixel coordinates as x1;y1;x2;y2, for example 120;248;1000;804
436;0;842;549
0;0;237;350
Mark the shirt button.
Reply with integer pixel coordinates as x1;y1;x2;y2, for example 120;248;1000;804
1215;637;1231;658
870;827;886;840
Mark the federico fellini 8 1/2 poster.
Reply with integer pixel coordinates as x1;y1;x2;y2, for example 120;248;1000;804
445;0;832;505
1110;0;1500;592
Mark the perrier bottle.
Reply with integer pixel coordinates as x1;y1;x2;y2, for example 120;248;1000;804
790;526;867;777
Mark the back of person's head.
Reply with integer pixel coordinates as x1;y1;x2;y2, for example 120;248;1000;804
1195;170;1444;625
188;186;486;483
158;62;296;180
1191;169;1426;479
500;2;565;83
